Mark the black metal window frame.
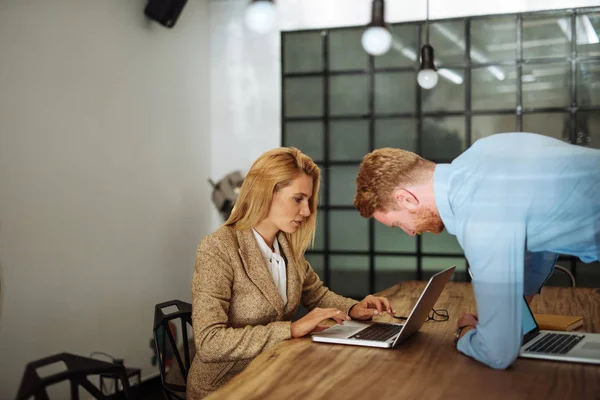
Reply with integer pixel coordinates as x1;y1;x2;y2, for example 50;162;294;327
281;6;600;295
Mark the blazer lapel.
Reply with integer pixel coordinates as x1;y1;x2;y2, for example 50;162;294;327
277;232;301;315
236;229;284;317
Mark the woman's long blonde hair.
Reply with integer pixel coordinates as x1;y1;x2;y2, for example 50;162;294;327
225;147;320;262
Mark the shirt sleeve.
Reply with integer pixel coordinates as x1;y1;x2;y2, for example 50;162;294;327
456;214;526;369
523;251;558;296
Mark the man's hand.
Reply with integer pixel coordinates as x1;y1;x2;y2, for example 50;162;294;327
349;294;395;320
456;312;478;342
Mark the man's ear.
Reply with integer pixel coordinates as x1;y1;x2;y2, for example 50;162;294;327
393;188;419;210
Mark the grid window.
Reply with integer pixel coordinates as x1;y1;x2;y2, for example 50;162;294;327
286;6;600;297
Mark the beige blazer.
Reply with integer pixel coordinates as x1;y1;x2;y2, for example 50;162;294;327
186;226;358;399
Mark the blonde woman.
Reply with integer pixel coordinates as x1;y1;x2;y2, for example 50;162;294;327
187;148;394;398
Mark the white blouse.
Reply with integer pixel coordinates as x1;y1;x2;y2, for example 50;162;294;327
252;229;287;305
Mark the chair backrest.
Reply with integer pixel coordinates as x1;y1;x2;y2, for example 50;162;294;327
153;300;194;400
553;264;576;287
16;352;133;400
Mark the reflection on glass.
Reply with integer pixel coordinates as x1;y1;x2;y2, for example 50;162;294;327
577;111;599;149
421;69;465;113
329;28;368;71
375;256;417;292
422;231;463;254
421;20;466;66
374;72;416;114
329;75;369;116
471;16;517;62
330;255;369;297
523;14;571;59
522;113;570;142
283;32;323;74
375;24;419;68
422;117;466;161
329;211;369;251
284;122;324;162
329;121;369;161
284;77;323;117
471;115;517;144
375;223;416;252
329;165;360;206
471;66;517;110
577;62;600;107
375;118;417;151
305;254;324;280
577;13;600;57
522;63;570;108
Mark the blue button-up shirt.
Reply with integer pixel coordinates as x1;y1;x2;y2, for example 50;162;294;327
434;132;600;369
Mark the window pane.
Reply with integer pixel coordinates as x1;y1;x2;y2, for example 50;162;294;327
422;257;467;281
305;254;324;280
284;77;323;117
313;211;325;250
329;165;360;206
284;122;324;162
329;75;369;116
422;117;466;161
577;13;600;58
329;28;368;71
472;66;517;110
375;118;417;152
329;210;368;251
522;113;570;142
422;231;463;254
374;24;418;68
374;72;416;114
375;118;417;151
578;62;600;107
375;256;417;292
471;16;517;62
421;20;466;66
523;14;571;59
522;63;570;109
375;223;416;252
283;32;323;74
577;111;600;149
472;115;517;144
421;69;466;112
329;120;369;161
576;260;600;288
330;255;369;297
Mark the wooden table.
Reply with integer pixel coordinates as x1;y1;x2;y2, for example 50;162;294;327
205;282;600;400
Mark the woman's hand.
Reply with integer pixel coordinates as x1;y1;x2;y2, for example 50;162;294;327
290;308;350;338
349;295;395;320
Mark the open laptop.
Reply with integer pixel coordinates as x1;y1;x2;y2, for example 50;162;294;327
311;266;455;349
520;296;600;364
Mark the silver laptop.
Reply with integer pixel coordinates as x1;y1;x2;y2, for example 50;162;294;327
311;266;456;349
520;296;600;364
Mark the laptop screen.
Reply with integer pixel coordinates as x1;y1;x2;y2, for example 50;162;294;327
522;297;538;336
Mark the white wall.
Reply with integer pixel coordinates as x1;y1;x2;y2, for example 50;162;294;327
0;0;210;397
209;0;600;230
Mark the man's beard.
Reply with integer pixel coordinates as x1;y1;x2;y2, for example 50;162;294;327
411;206;445;235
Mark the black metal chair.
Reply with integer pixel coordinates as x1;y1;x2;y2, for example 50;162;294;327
153;300;194;400
15;352;134;400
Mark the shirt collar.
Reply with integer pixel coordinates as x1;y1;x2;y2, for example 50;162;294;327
252;229;282;261
433;164;456;235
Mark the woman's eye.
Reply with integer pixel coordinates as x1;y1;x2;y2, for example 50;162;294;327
294;198;302;203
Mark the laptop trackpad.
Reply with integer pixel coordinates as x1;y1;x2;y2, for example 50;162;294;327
313;321;369;339
581;342;600;351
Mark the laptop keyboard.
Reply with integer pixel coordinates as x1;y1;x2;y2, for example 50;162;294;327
524;333;585;354
348;323;404;342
